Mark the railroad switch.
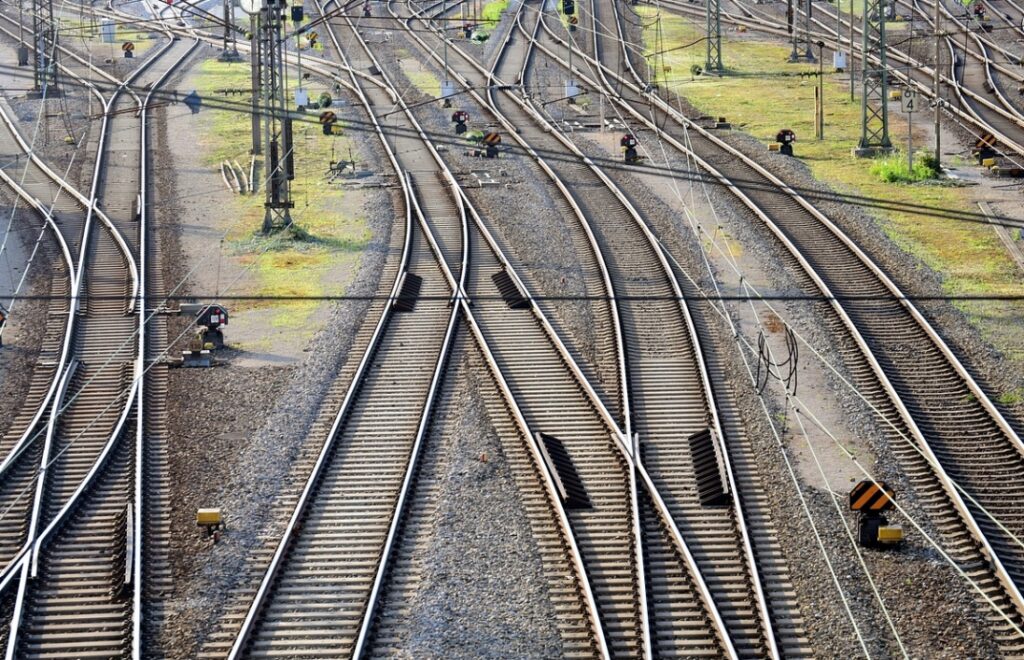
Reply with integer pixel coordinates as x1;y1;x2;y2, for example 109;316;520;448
850;480;905;549
0;302;7;347
197;508;224;543
775;129;797;156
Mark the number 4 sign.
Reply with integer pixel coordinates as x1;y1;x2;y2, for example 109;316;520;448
902;88;918;113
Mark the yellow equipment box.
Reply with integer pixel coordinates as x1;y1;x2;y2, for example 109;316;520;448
196;508;223;527
877;525;904;544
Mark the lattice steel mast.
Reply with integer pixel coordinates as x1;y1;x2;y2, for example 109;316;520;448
705;0;722;72
259;0;294;233
857;0;892;154
31;0;59;93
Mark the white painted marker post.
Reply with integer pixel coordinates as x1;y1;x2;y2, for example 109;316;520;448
902;87;918;173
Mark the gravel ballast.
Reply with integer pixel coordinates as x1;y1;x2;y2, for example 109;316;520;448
373;340;565;658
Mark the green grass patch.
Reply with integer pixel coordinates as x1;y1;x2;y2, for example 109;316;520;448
997;388;1024;406
869;152;940;183
641;8;1024;364
59;16;157;56
481;0;508;27
403;68;441;97
192;58;369;332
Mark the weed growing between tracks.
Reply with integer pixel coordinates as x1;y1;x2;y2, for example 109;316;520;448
481;0;510;27
641;8;1024;366
192;58;369;344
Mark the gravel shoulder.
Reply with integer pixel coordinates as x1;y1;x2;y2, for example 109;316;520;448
373;338;566;659
0;204;50;449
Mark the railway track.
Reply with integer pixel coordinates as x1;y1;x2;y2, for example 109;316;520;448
0;3;198;656
0;3;133;582
374;0;806;655
0;105;78;579
222;0;753;654
8;0;1021;654
528;0;1024;649
222;0;611;655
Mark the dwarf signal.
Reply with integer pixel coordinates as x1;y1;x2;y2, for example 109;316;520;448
621;133;640;163
320;110;337;135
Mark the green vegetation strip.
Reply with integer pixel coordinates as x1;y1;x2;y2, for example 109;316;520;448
481;0;509;27
193;58;369;336
641;8;1024;367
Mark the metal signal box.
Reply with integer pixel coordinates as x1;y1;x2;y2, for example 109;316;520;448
196;509;223;527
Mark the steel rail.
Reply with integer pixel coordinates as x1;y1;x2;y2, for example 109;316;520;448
132;2;200;656
576;4;779;654
348;173;465;659
226;178;417;660
324;0;612;651
661;0;1024;161
1;5;192;655
804;0;1024;156
381;7;651;658
0;111;76;481
23;10;177;571
0;4;150;596
225;0;431;645
0;358;78;660
0;11;121;501
221;1;606;654
395;1;758;655
296;1;606;646
540;0;1024;624
780;0;1024;159
0;15;143;301
405;0;777;653
495;10;766;658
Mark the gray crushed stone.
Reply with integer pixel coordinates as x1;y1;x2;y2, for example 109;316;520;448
379;347;564;659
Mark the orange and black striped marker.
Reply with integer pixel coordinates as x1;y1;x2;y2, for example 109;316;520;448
976;133;997;150
483;131;501;145
849;480;894;512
